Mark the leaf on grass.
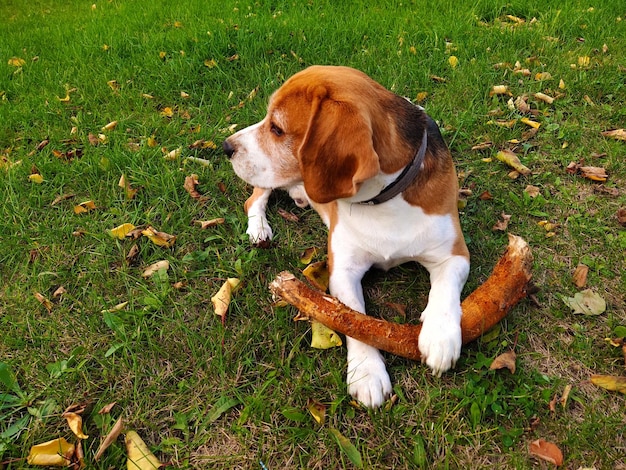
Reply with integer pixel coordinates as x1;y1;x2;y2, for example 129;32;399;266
125;430;162;469
529;438;564;466
207;396;240;423
194;218;225;229
98;402;117;414
495;149;531;176
34;292;53;312
211;278;241;320
110;223;137;239
307;398;326;425
300;247;318;265
142;260;170;278
448;55;459;68
329;428;363;469
489;85;511;96
572;264;589;288
102;121;118;131
63;411;89;439
520;117;541;129
617;208;626;227
490;350;516;373
94;416;124;461
8;57;26;67
163;147;182;161
51;193;75;206
27;437;75;467
562;289;606;315
184;174;202;199
578;166;608;182
492;212;512;231
534;72;552;81
590;375;626;394
29;172;44;183
277;208;300;222
302;261;330;291
73;200;96;215
524;185;540;198
601;128;626;141
118;174;138;200
310;321;342;349
534;92;555;104
142;226;176;248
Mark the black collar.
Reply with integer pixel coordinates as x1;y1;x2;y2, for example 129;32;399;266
358;129;428;205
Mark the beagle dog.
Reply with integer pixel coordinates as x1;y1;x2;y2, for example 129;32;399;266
223;66;469;408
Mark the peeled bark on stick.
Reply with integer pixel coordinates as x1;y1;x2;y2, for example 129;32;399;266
269;234;532;362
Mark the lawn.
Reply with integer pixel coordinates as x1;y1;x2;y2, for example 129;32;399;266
1;0;625;468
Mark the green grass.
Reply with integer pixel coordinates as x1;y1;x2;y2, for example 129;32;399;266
1;0;625;468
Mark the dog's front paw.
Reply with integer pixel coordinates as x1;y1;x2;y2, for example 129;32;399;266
246;216;273;243
347;353;392;408
418;317;462;376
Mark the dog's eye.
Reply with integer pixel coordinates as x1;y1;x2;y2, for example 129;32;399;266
270;122;284;136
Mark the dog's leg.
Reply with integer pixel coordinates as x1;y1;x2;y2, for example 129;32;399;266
329;255;392;408
244;187;273;243
418;255;470;375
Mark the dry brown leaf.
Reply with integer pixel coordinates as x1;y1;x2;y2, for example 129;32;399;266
534;92;555;104
27;437;75;466
52;286;66;299
617;208;626;227
211;278;241;320
94;416;124;461
590;375;626;394
492;212;512;231
142;260;170;278
194;218;225;229
278;208;300;222
529;438;563;466
471;141;493;151
579;166;608;182
524;185;540;198
184;174;202;199
34;292;53;312
601;128;626;141
118;174;138;200
559;384;572;409
98;402;117;414
489;350;516;373
51;193;75;206
73;200;96;215
572;264;589;288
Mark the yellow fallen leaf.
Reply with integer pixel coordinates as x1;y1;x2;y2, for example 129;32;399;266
147;136;158;147
94;416;124;461
163;147;181;161
29;173;44;184
102;120;118;131
307;399;326;425
578;56;590;67
211;278;241;319
63;411;89;439
101;302;129;314
534;92;555;104
520;117;540;129
489;85;511;96
311;321;342;349
415;91;428;103
73;200;96;214
110;223;136;239
559;79;566;89
107;80;119;91
125;431;162;470
534;72;552;81
118;173;138;199
8;57;26;67
299;247;318;265
495;149;531;176
142;260;170;278
204;58;218;68
142;226;176;248
302;261;330;291
27;437;75;466
160;107;174;118
180;91;190;98
448;55;459;68
590;375;626;394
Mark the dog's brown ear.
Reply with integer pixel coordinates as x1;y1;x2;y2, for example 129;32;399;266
298;88;380;204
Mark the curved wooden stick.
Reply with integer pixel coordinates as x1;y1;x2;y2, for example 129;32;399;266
269;234;532;361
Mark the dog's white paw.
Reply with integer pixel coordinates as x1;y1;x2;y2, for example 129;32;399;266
347;353;392;408
418;315;462;376
246;216;273;243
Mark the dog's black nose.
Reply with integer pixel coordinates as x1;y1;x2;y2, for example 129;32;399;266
222;139;235;158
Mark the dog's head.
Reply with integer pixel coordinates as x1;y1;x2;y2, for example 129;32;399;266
223;66;385;204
